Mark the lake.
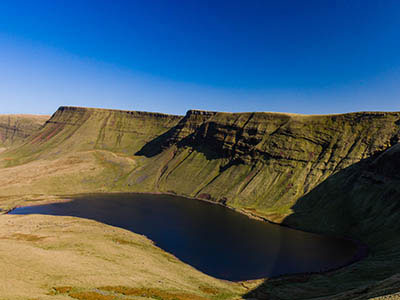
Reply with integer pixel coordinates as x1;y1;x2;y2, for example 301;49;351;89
9;193;359;281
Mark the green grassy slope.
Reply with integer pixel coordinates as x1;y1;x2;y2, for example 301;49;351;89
133;110;400;220
1;106;182;166
0;107;183;197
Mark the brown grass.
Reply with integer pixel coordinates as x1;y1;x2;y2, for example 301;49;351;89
0;213;241;299
0;233;46;242
53;286;73;293
99;286;209;300
112;237;138;246
199;285;220;295
69;291;117;300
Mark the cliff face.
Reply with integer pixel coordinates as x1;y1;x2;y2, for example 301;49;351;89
133;110;400;218
136;109;217;157
0;114;49;148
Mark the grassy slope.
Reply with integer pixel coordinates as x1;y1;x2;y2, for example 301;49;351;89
0;106;183;199
0;108;246;299
1;106;400;299
0;214;243;300
132;111;400;218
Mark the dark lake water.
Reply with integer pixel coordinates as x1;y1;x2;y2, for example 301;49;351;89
9;193;359;281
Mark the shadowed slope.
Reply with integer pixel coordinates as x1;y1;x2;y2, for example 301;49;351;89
136;109;217;157
245;144;400;299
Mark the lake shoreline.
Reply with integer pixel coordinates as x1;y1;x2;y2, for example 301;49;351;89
5;191;368;282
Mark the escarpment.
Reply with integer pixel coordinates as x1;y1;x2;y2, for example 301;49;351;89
2;107;400;218
133;111;400;217
2;106;400;299
1;106;183;166
244;131;400;300
136;109;217;156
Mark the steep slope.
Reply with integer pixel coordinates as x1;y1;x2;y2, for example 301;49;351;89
0;106;183;197
1;106;182;164
1;107;400;220
133;110;400;220
0;114;49;149
246;142;400;299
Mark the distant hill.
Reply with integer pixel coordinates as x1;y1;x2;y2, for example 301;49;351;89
1;105;400;299
0;114;49;149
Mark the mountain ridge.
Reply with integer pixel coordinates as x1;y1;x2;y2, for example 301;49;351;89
1;106;400;299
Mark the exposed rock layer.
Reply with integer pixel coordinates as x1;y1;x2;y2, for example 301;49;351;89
135;110;400;216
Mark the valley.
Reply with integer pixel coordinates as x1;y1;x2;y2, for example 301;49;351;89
1;106;400;299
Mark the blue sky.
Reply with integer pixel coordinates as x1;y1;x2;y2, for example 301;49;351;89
1;0;400;115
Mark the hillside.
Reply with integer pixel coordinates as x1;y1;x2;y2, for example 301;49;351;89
0;107;183;198
0;114;49;149
1;106;400;299
0;213;243;300
134;110;400;220
246;137;400;299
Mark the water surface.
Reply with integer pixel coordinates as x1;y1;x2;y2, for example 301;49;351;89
9;193;358;281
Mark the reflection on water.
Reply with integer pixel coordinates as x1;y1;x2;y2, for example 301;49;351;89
9;193;358;281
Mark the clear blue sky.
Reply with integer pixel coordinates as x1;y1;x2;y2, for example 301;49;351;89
1;0;400;115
